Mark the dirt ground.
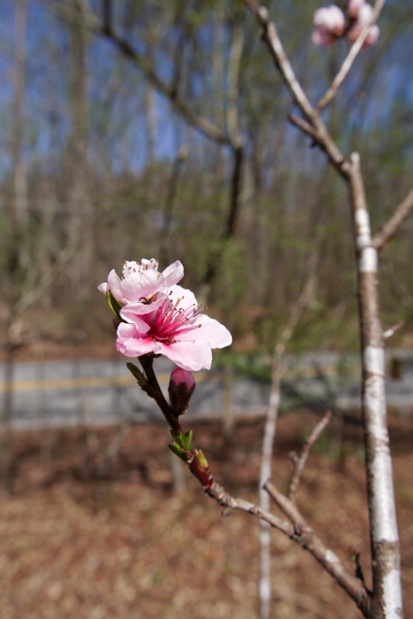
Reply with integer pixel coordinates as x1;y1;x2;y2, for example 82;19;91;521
0;410;412;619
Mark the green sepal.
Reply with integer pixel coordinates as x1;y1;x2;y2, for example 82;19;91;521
168;442;188;462
106;290;122;320
180;429;193;451
194;448;208;468
126;362;148;388
169;429;193;461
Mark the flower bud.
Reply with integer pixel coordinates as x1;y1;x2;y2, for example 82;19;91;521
312;5;345;46
168;367;196;415
348;0;365;19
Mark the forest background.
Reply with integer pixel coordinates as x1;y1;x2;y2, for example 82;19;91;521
1;0;413;359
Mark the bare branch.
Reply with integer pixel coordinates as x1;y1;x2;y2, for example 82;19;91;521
317;0;386;111
383;321;404;341
288;113;318;141
263;481;369;613
288;411;332;503
61;0;231;146
371;187;413;251
243;1;348;173
259;252;317;619
243;2;314;121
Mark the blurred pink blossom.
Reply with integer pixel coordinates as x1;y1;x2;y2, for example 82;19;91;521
312;2;379;49
312;5;345;46
348;0;365;19
347;3;380;46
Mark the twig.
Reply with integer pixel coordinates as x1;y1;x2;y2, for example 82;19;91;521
263;481;370;614
138;356;183;435
259;252;317;619
383;321;404;341
62;0;231;146
288;411;332;503
206;476;369;616
288;113;318;140
371;187;413;251
317;0;386;111
242;0;348;173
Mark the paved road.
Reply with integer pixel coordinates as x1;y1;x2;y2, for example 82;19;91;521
1;351;412;429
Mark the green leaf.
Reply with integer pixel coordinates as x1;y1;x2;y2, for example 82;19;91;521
181;429;193;451
168;442;187;462
106;290;122;319
195;449;208;468
126;362;148;388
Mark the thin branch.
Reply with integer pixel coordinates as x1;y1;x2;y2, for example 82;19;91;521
259;252;317;619
288;411;332;503
317;0;386;111
383;321;404;341
60;0;231;146
264;481;369;614
288;113;318;141
371;187;413;250
242;0;348;173
138;356;183;436
243;2;314;121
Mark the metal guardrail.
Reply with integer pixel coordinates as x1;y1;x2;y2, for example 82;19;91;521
1;350;412;430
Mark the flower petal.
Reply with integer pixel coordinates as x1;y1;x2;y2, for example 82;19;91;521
116;323;159;357
159;340;213;371
161;260;184;288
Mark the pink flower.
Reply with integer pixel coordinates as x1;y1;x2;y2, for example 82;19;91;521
117;285;231;371
312;5;345;46
168;367;196;415
347;3;380;47
348;0;365;19
362;23;380;47
98;258;184;306
312;2;379;49
100;260;232;371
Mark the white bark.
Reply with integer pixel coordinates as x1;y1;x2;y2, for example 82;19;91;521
351;153;403;618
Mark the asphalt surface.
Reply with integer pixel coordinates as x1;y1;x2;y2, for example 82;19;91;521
1;351;412;429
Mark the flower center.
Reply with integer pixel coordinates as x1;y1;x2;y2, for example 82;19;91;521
122;258;159;279
149;294;202;344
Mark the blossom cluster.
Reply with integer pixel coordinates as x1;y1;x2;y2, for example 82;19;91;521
312;0;380;48
99;259;232;372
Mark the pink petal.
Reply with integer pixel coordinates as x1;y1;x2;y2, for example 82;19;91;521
348;0;365;18
116;323;159;357
161;260;184;288
168;285;198;307
160;340;213;371
197;316;233;348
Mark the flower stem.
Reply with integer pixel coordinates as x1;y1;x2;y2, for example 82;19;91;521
138;355;183;435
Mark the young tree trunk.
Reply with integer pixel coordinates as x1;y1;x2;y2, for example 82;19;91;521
348;153;402;619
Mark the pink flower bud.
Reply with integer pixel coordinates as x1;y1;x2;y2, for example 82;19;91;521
363;23;380;48
347;3;379;47
356;3;374;26
168;367;196;415
313;5;345;46
348;0;365;19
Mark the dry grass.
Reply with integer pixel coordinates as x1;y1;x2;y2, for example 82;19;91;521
0;411;412;619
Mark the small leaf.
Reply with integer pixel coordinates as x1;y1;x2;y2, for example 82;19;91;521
168;442;188;462
181;429;193;451
106;290;122;319
126;362;148;388
195;449;208;468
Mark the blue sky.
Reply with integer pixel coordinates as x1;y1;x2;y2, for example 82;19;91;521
0;1;412;181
